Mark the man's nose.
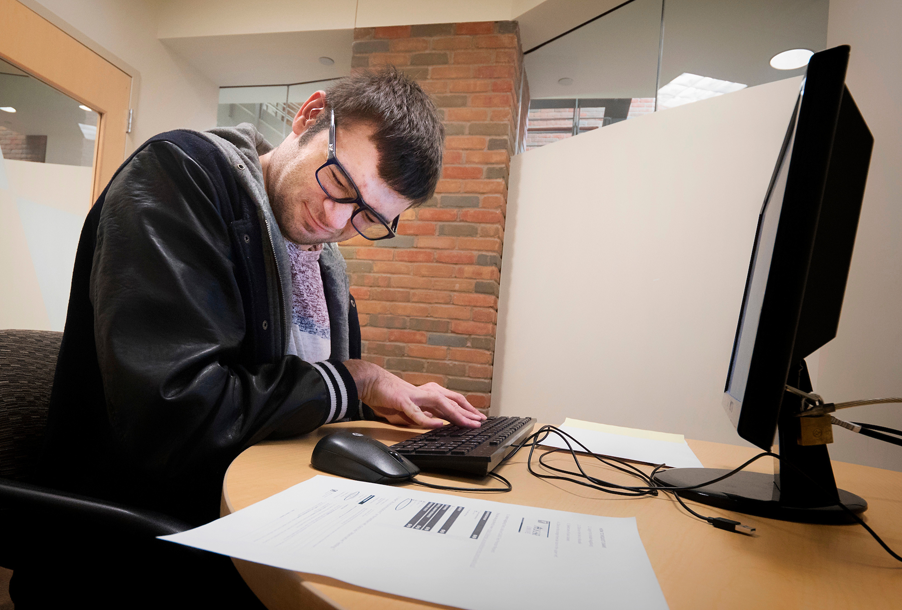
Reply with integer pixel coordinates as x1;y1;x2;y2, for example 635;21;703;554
322;198;354;231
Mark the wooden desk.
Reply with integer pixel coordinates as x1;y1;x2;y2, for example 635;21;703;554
222;421;902;609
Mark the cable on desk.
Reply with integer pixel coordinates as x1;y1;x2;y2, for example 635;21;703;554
410;471;511;493
495;425;902;558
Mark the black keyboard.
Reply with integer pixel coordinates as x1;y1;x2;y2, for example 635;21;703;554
390;416;536;477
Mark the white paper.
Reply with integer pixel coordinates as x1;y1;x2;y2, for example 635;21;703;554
541;420;704;469
161;476;669;610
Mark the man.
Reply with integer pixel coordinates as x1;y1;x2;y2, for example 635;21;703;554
16;68;483;607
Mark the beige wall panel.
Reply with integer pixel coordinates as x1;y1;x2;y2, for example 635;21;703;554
4;160;93;216
0;189;52;330
496;78;799;447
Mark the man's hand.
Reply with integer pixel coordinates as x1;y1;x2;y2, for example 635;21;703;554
343;359;485;429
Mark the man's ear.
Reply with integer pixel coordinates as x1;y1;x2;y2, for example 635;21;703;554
292;90;327;135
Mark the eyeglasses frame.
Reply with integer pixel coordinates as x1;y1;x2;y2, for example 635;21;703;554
314;108;399;241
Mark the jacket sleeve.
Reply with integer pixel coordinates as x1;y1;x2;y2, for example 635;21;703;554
89;140;357;487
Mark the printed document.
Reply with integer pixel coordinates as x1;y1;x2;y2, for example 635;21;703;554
541;418;704;469
161;475;669;610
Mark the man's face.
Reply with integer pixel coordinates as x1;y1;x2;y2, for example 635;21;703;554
263;120;411;246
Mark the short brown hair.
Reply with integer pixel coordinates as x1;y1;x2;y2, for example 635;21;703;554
300;67;444;206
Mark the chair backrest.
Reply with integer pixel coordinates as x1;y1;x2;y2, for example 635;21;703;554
0;329;62;482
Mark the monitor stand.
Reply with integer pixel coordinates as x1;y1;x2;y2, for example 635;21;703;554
654;363;867;524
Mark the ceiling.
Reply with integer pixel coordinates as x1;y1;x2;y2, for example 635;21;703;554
156;0;829;102
525;0;829;100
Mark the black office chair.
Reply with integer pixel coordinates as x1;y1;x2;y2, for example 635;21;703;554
0;329;268;609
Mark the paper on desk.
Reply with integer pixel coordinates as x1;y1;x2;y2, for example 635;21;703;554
541;418;704;469
161;475;669;610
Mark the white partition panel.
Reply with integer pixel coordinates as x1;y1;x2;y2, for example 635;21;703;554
498;74;902;471
497;78;844;450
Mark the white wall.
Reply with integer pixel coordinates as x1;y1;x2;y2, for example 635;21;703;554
496;72;902;472
26;0;219;155
817;0;902;469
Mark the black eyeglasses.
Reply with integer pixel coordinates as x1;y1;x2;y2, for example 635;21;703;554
315;109;399;241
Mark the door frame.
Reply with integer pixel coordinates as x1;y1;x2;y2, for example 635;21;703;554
0;0;132;203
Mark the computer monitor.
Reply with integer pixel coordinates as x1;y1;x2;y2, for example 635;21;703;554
655;45;874;524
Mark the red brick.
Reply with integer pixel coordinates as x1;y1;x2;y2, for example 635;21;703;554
456;266;499;280
350;286;370;300
366;355;386;367
416;236;457;250
490;108;513;121
446;136;488;150
463;179;505;194
395;250;435;262
356;300;391;314
449;348;493;364
375;26;412;38
369;53;411;66
398;221;436;236
446;108;489;122
432;278;476;292
460;209;502;224
472;308;497;323
475;65;516;79
466;393;491;409
407;344;449;360
369;288;410;302
443;150;465;164
416;209;459;222
435;251;476;264
479;195;505;209
478;224;504;238
360;326;388;341
432;37;474;51
400;208;417;221
458;237;501;252
390;38;429;52
390;275;433;289
449;80;492;93
468;365;494;378
470;94;512;108
411;290;452;304
401;372;446;386
430;66;472;79
412;263;456;278
495;49;518;64
430;305;472;320
451;293;497;307
451;321;495;336
466;151;508;164
442;166;483;180
453;51;494;65
456;22;494;35
388;330;428;343
372;262;412;274
420;80;449;95
475;34;518;49
356;248;394;261
389;302;431;317
491;80;514;93
354;28;375;40
434;179;462;193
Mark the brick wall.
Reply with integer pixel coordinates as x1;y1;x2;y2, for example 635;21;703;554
340;21;526;413
0;127;47;162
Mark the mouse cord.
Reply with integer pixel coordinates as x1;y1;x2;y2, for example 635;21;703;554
410;471;512;493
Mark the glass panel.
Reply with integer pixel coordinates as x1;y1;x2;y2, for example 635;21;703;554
658;0;829;110
0;58;97;330
523;0;663;149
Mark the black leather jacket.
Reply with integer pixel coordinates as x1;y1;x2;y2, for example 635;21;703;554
41;130;362;525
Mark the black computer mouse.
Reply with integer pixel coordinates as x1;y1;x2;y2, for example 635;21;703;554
311;431;421;484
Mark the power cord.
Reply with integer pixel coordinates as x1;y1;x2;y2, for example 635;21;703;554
410;471;512;493
494;425;901;560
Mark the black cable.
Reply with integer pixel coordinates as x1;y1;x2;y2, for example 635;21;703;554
853;422;902;437
411;471;511;493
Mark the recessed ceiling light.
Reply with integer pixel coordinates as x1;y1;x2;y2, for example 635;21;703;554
558;77;573;86
79;104;93;112
319;57;335;66
770;49;814;70
657;73;747;110
0;106;15;113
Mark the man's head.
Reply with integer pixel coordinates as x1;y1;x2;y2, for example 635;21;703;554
260;68;444;246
